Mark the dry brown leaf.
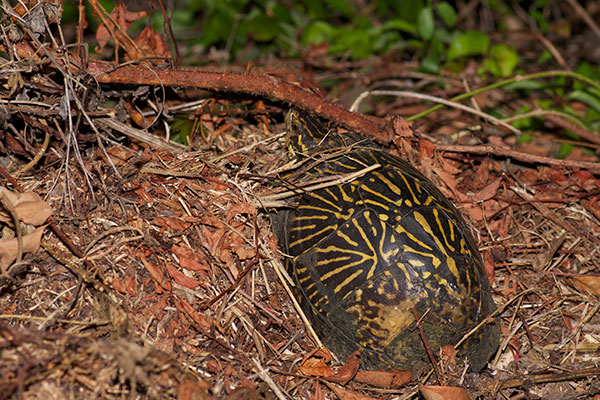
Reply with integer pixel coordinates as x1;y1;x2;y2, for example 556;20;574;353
435;169;458;197
470;178;501;203
440;345;458;367
0;188;52;225
124;102;148;128
165;263;201;289
95;3;146;55
324;382;380;400
171;245;209;271
419;139;437;158
482;251;497;287
133;25;170;59
419;384;473;400
225;201;257;223
326;351;360;385
176;297;211;329
392;115;413;138
234;245;255;261
572;169;598;192
583;198;600;221
312;381;325;400
153;216;193;231
472;159;490;188
299;348;334;378
572;276;600;296
354;369;411;388
138;253;172;292
0;225;46;271
438;156;461;175
176;378;212;400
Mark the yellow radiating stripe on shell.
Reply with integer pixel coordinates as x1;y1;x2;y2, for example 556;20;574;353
403;244;441;268
433;273;448;287
398;172;421;205
289;224;336;249
338;185;354;203
296;204;352;220
433;208;456;252
291;224;316;232
316;246;374;281
378;224;399;264
395;223;433;251
324;187;339;202
448;212;455;242
360;182;405;208
334;269;364;296
295;214;329;221
363;210;373;225
414;211;460;280
335;229;359;247
409;258;426;268
306;192;343;212
460;238;471;256
353;214;378;281
316;255;352;266
461;238;474;291
331;159;359;171
363;198;390;211
372;170;405;197
413;180;423;194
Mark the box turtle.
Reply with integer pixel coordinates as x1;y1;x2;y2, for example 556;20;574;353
272;109;499;371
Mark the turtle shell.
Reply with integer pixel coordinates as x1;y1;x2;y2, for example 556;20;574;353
273;110;499;371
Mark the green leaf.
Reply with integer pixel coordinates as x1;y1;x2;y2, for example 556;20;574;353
537;49;553;64
420;54;440;74
301;21;335;46
569;90;600;114
436;2;456;27
490;44;519;77
328;28;373;59
512;104;534;130
247;12;278;42
202;6;237;46
447;30;489;60
517;134;533;145
324;0;353;16
558;142;574;159
574;61;600;90
382;19;417;35
504;80;544;91
536;99;553;108
417;7;435;40
478;58;500;77
171;115;195;144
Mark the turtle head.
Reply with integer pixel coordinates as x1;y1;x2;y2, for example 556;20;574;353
285;109;329;158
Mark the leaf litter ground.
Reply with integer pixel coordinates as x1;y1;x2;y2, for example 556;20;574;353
2;34;600;400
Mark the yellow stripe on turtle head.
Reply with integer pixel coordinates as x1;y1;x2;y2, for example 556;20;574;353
286;109;330;158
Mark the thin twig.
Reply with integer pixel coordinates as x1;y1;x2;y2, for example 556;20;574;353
351;89;521;135
251;358;289;400
554;300;600;352
435;143;600;174
259;164;380;203
407;70;600;122
411;308;444;386
565;0;600;40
